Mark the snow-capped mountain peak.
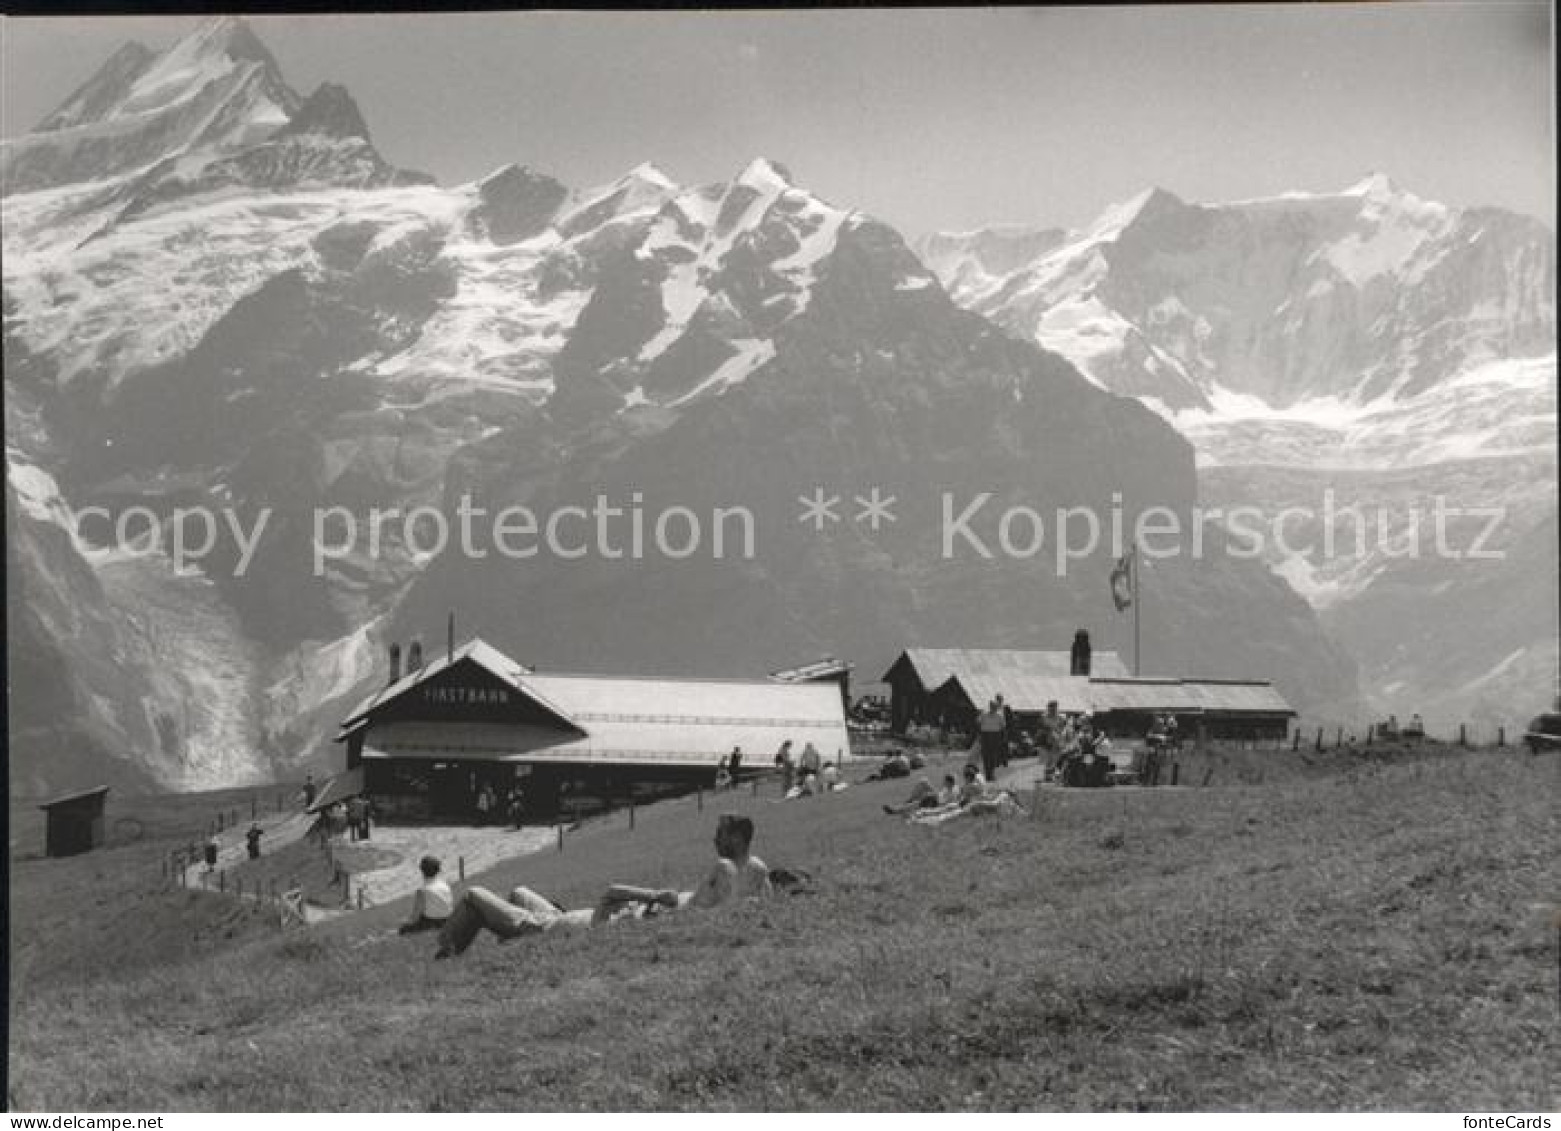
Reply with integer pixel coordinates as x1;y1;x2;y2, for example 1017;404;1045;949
115;16;279;118
1089;185;1188;239
276;83;373;142
922;177;1552;415
1;15;301;197
734;156;795;193
32;41;156;133
1341;171;1399;199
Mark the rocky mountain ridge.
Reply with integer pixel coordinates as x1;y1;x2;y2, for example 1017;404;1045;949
6;19;1367;793
921;181;1557;730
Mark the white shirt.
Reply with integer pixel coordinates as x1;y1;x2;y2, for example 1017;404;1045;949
413;878;453;921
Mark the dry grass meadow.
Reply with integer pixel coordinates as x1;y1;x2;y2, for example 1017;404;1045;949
8;741;1558;1111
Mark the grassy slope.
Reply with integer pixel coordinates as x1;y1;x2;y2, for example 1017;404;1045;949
8;746;1559;1111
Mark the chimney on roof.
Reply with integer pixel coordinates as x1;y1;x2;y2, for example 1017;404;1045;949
408;637;424;672
388;642;402;684
1070;629;1091;677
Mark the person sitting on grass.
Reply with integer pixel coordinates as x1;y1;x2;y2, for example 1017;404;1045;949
399;855;454;934
908;764;1029;824
868;750;913;781
882;773;958;815
434;815;772;958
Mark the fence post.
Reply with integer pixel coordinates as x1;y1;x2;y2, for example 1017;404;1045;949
557;824;564;853
357;888;365;911
697;787;704;812
1315;728;1323;752
219;870;226;893
1498;725;1505;747
1171;763;1180;786
629;801;636;830
1292;729;1300;752
1459;722;1468;747
459;856;466;881
1366;725;1373;747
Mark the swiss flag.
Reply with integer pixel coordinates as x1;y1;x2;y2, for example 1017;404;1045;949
1110;548;1134;612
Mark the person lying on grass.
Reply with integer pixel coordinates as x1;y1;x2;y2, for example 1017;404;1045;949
882;773;958;815
433;814;772;958
907;764;1029;824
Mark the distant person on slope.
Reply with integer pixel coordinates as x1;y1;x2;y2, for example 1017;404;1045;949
799;742;822;779
774;740;797;794
434;815;773;957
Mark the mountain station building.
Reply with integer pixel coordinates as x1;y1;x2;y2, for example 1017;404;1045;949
335;638;851;819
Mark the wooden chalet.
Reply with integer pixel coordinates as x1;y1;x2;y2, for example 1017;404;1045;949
883;637;1294;742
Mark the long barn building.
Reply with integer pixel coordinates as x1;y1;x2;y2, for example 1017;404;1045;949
884;639;1294;742
333;638;850;819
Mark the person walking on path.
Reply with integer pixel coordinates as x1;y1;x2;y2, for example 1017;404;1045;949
245;823;263;859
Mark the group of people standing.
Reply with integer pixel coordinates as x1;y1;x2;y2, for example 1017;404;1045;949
308;794;376;842
772;739;840;798
474;782;527;826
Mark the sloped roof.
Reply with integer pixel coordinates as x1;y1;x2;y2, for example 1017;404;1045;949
38;785;110;811
882;648;1290;717
523;671;845;725
894;647;1129;685
361;678;849;767
1087;677;1293;716
1084;678;1204;714
887;647;1129;707
770;657;853;682
1180;679;1295;715
340;637;535;731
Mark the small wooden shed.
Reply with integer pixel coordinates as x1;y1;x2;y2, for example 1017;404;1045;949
38;786;110;857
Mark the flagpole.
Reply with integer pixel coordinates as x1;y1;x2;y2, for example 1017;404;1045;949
1133;542;1141;677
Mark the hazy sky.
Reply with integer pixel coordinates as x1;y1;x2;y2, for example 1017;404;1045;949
2;5;1553;234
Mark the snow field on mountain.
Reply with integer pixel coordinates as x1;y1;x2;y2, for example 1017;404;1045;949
4;180;468;387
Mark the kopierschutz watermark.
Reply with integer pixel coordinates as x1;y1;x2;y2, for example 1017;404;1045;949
58;487;1507;578
939;489;1506;572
